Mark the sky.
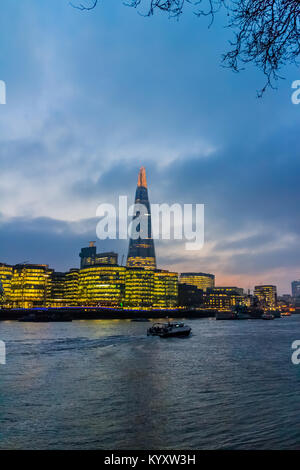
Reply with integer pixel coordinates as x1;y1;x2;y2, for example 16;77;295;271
0;0;299;294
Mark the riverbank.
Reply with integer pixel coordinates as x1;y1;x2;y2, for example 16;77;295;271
0;307;217;321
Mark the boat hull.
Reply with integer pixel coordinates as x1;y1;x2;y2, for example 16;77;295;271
147;322;191;338
148;328;191;338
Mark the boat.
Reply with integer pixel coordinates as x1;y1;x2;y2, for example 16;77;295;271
248;308;264;319
147;321;191;338
262;312;275;320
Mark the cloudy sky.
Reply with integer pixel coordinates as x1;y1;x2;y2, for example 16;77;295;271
0;0;299;293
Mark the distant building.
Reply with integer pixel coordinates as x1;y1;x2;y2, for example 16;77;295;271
254;285;277;309
213;286;244;296
178;284;204;308
153;270;178;308
204;287;245;310
65;269;79;306
0;278;5;305
291;280;300;298
179;272;215;292
0;263;13;305
79;241;118;269
49;271;67;307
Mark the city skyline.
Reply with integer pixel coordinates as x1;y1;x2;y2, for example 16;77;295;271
0;1;299;294
0;163;298;296
0;163;296;310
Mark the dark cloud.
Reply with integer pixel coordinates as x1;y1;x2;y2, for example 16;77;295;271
0;215;127;271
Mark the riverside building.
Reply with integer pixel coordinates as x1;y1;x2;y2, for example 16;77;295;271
179;272;215;292
254;285;277;309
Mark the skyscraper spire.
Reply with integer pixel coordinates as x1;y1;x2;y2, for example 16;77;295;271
137;166;147;188
127;167;156;269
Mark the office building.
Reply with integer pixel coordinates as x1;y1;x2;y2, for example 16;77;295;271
65;269;79;306
254;285;277;309
204;287;245;310
11;264;51;308
178;283;204;308
78;265;126;306
0;263;13;305
179;272;215;292
79;241;118;269
153;270;178;308
292;280;300;298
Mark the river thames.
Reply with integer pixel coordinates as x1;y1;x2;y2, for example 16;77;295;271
1;316;300;449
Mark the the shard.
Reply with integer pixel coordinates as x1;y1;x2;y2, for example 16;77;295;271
126;167;156;269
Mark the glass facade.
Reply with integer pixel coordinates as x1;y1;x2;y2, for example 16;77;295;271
48;271;67;307
0;263;13;306
127;167;156;270
10;264;51;308
78;266;126;306
125;268;154;308
179;272;215;292
291;280;300;298
0;261;178;309
254;285;277;309
79;242;118;269
153;270;178;308
65;269;79;306
124;268;178;308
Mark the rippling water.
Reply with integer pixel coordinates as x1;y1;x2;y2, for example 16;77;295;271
1;316;300;449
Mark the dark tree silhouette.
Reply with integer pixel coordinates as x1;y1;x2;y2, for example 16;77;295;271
71;1;300;95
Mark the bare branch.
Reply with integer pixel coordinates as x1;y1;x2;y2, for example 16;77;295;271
70;0;300;95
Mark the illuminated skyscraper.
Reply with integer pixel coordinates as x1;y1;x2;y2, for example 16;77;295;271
127;167;156;269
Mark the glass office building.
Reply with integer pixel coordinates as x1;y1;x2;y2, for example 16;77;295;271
10;264;51;308
179;272;215;292
78;265;126;306
254;285;277;309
